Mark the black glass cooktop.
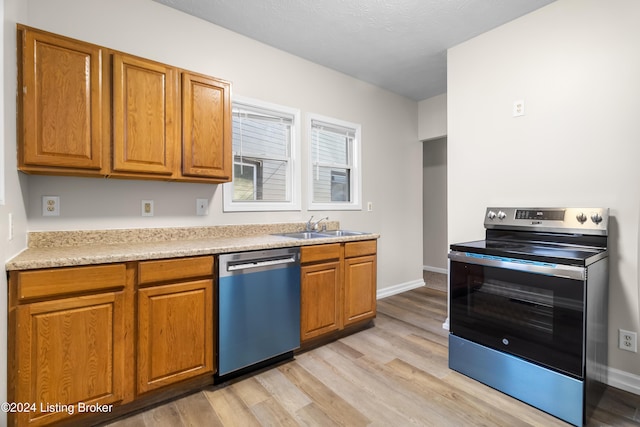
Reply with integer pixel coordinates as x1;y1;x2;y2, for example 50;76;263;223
449;239;607;266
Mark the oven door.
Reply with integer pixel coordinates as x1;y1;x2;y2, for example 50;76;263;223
448;251;585;378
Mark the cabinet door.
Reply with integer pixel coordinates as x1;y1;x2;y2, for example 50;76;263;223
14;292;125;426
112;53;178;176
301;261;342;342
19;27;105;172
137;279;214;394
343;255;377;327
181;72;231;181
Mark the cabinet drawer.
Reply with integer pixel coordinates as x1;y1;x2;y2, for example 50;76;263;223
17;264;126;301
138;256;213;285
301;243;342;264
345;240;377;258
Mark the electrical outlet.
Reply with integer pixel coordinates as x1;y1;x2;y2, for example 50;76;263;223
619;329;638;352
141;200;154;217
42;196;60;216
196;198;208;216
513;99;525;117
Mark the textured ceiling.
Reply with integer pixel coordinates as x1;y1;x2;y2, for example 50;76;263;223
153;0;556;101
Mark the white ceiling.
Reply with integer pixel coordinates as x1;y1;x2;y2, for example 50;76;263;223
153;0;556;101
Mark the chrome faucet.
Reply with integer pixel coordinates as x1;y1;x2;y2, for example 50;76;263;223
306;216;329;231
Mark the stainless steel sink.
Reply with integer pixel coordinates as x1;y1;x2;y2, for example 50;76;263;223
318;230;368;237
274;230;369;239
275;231;329;239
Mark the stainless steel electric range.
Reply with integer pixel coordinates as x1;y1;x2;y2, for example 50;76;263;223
448;207;609;427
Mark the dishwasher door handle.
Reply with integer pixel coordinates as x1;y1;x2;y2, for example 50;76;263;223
227;256;298;272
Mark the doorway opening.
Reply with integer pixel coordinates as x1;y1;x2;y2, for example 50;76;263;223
422;136;447;292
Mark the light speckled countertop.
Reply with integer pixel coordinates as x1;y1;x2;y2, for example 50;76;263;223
5;222;380;271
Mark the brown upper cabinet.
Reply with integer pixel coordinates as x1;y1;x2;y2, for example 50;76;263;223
181;72;232;181
18;26;108;175
17;25;232;183
112;53;179;178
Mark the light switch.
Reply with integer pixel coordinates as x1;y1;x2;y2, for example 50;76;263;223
196;198;208;216
142;200;154;217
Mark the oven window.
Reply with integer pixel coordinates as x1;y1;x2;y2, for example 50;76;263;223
450;261;584;378
473;279;554;336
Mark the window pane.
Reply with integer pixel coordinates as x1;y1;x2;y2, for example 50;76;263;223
231;104;293;203
308;115;360;210
233;162;256;201
225;98;300;212
233;156;289;202
232;115;289;158
311;127;349;165
312;167;350;203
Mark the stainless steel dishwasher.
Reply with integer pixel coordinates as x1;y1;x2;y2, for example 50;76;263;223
218;247;300;377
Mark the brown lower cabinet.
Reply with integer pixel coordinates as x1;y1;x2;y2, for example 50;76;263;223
300;244;342;341
300;240;377;345
344;253;377;326
7;256;215;426
7;243;375;426
8;264;132;427
136;257;215;394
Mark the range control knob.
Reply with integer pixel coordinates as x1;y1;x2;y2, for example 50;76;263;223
591;212;603;224
487;211;496;220
497;211;507;220
576;212;587;223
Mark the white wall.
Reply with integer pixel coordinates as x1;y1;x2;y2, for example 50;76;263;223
418;93;447;141
2;1;30;425
1;0;424;411
420;94;448;273
1;3;6;422
423;137;447;271
448;0;640;391
21;0;423;291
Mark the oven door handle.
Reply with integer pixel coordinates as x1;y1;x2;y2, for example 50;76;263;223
448;251;585;280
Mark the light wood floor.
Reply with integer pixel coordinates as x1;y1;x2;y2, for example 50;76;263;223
106;282;640;426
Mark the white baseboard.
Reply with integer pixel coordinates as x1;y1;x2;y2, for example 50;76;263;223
423;265;448;275
608;366;640;395
442;317;450;330
377;279;425;300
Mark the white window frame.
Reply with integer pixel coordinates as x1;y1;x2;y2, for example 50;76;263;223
307;113;362;211
223;96;301;212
